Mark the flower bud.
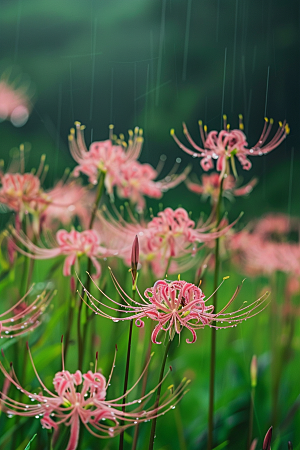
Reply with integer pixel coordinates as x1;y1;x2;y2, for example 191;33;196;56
250;355;257;388
263;426;272;450
131;235;139;287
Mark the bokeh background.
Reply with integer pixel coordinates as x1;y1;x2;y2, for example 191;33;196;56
0;1;300;449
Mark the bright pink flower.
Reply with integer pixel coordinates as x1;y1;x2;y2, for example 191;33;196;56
0;348;188;450
0;78;31;127
97;207;239;277
12;229;109;278
82;274;269;344
186;173;257;203
230;214;300;277
42;181;92;230
0;286;53;338
171;116;289;176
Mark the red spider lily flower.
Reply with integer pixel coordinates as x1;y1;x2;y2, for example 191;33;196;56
11;228;110;278
171;115;289;177
230;214;300;277
69;122;188;210
0;347;189;450
186;172;257;203
0;75;32;127
81;273;269;344
96;206;240;277
0;286;53;338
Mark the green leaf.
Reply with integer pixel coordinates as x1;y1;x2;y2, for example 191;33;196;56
24;434;37;450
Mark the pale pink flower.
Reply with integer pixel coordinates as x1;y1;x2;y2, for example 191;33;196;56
230;214;300;277
0;173;50;217
82;274;269;344
186;172;257;203
0;347;188;450
11;229;109;278
42;181;92;230
171;115;289;176
97;207;239;277
0;286;53;338
69;122;188;210
69;123;143;191
0;79;31;127
116;160;189;211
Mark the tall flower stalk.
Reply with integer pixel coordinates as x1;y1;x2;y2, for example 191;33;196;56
207;176;224;450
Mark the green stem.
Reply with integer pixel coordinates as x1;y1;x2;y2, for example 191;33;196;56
148;339;172;450
132;323;154;450
207;177;224;450
77;172;105;371
119;321;134;450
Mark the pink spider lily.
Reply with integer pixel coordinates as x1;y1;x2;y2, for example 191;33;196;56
42;181;92;230
230;214;300;277
80;273;270;344
69;122;144;189
186;172;257;203
0;286;53;338
171;115;289;177
0;75;32;127
0;346;189;450
116;160;189;211
11;228;109;278
69;122;188;210
96;206;240;277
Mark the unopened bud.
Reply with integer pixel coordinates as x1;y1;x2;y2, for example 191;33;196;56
263;426;272;450
250;355;257;388
70;276;76;295
249;438;258;450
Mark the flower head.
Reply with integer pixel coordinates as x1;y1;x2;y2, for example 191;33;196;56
0;286;53;338
69;122;188;210
230;214;300;277
0;346;188;450
96;206;239;277
171;115;289;177
81;272;269;344
11;228;110;278
186;172;257;203
0;73;32;126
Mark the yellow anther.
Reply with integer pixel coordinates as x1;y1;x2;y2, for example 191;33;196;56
270;118;274;124
223;276;230;280
170;129;175;135
239;114;243;119
168;384;174;390
139;128;143;136
204;125;208;132
128;129;133;137
134;126;139;134
150;352;155;357
109;124;114;129
279;121;283;127
182;377;186;382
70;128;75;135
226;124;230;130
41;154;46;161
198;120;203;126
20;144;24;151
119;133;124;140
178;274;181;281
285;124;290;134
80;125;86;131
74;121;81;127
264;117;268;122
223;114;227;120
239;123;244;130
